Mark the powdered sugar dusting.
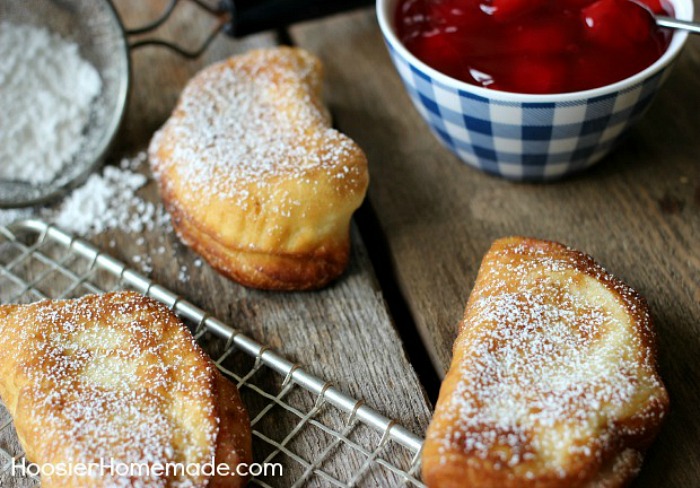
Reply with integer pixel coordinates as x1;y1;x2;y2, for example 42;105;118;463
0;292;219;487
1;152;172;237
0;22;101;184
0;206;32;229
0;153;207;276
432;240;667;480
149;47;366;213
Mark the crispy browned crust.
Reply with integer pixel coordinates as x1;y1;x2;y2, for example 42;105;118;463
422;237;669;488
211;369;253;488
164;189;350;291
148;47;368;291
0;292;252;487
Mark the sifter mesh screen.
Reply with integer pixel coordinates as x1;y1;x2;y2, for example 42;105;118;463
0;0;129;208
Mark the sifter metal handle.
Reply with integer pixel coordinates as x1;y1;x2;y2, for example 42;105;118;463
222;0;375;37
128;0;374;58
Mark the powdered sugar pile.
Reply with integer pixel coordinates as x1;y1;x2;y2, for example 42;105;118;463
55;159;171;236
0;22;101;184
0;152;211;280
0;152;171;238
0;206;32;229
0;153;195;277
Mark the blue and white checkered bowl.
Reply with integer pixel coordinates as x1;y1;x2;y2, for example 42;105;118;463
377;0;693;181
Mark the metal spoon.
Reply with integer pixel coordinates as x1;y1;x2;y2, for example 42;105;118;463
656;16;700;34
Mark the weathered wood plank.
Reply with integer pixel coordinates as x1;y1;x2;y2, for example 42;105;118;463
0;1;432;486
111;1;433;483
291;8;700;487
111;0;432;433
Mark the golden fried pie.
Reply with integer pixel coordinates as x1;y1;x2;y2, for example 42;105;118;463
149;47;369;290
0;291;252;487
423;237;669;488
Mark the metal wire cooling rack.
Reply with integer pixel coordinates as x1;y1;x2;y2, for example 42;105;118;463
0;219;425;487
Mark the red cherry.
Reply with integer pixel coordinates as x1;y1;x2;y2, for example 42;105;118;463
505;56;569;94
400;0;426;17
509;20;575;56
397;0;430;42
395;0;673;93
410;28;467;79
582;0;654;48
482;0;549;21
560;0;598;9
428;0;465;23
569;50;610;90
427;0;483;29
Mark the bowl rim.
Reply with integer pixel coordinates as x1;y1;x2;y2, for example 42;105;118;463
376;0;694;103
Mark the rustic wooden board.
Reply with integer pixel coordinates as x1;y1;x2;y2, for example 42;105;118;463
291;8;700;487
0;1;433;486
112;1;434;482
110;0;432;432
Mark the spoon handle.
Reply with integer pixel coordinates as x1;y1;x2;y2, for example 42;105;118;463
656;16;700;34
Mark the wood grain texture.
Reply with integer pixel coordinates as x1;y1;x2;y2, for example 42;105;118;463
110;1;433;483
0;1;432;486
290;8;700;487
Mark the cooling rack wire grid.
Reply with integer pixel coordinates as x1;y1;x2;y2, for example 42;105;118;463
0;219;425;488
